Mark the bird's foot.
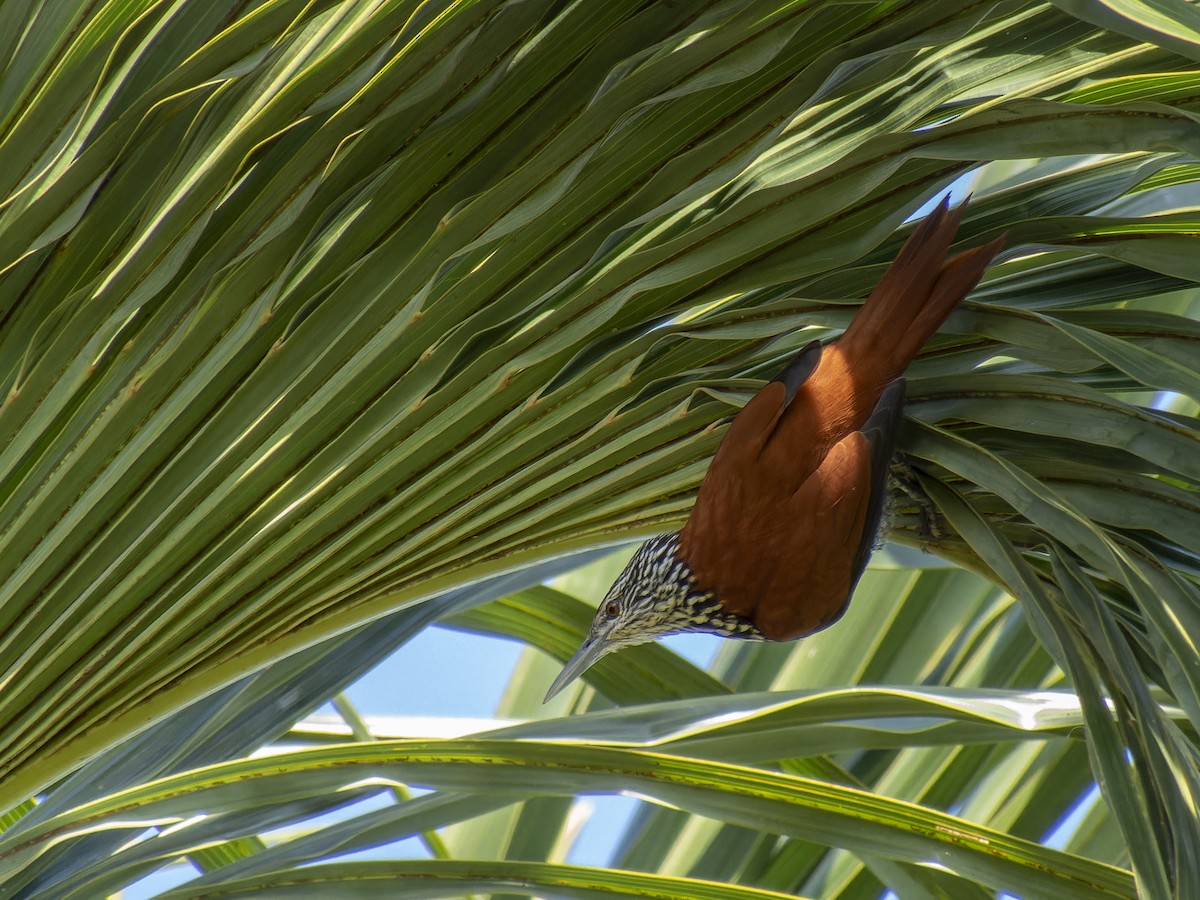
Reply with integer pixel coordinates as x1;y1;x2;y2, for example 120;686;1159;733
891;453;944;543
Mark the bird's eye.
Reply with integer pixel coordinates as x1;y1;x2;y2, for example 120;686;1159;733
604;600;620;619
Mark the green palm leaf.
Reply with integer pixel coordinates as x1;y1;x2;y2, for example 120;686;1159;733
0;0;1197;897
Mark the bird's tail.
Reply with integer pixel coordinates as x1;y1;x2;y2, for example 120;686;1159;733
838;196;1005;383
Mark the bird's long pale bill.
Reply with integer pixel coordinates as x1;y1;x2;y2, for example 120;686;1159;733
544;636;607;703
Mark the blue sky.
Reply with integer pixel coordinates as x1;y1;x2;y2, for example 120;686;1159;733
124;614;725;896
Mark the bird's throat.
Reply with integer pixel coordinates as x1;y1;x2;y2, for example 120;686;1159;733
655;533;763;639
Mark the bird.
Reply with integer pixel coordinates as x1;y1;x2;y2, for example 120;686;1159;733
545;197;1006;702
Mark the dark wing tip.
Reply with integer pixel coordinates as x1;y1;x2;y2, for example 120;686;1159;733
770;339;823;405
848;378;907;588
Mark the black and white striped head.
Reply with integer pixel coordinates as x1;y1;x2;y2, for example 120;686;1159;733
544;532;759;701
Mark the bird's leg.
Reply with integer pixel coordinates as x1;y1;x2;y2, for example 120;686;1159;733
890;452;944;543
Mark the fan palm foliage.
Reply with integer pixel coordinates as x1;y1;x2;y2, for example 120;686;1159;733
0;0;1198;897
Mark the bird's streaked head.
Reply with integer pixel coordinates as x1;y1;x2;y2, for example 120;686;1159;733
544;532;759;702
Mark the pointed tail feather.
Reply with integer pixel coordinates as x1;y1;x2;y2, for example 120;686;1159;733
838;198;1003;382
896;234;1006;366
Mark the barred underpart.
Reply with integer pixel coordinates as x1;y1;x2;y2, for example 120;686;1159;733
627;533;763;640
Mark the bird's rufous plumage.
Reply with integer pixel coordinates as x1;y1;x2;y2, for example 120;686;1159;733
545;197;1005;701
679;197;1005;639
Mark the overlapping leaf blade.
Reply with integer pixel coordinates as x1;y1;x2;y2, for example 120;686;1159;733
0;0;1197;897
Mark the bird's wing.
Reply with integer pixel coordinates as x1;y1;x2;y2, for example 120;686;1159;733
847;377;905;592
680;342;825;588
750;382;905;639
683;374;908;644
747;429;874;640
681;343;904;642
